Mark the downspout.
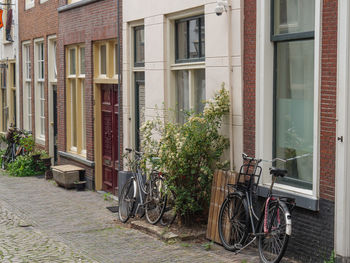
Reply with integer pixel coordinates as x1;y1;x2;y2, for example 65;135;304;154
227;0;234;171
117;0;121;173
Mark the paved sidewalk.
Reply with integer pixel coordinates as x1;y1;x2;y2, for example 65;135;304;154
0;172;290;263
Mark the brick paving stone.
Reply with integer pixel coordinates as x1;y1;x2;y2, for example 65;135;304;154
0;172;296;263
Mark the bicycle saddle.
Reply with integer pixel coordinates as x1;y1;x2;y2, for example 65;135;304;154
269;167;288;177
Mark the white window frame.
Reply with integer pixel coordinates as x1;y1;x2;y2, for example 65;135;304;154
34;39;45;144
166;9;206;123
25;0;34;10
255;0;321;198
48;35;57;159
22;41;32;131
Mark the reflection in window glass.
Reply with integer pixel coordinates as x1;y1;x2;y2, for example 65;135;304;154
176;21;187;61
176;70;189;124
100;45;107;75
81;81;86;151
71;80;77;148
200;17;205;58
80;47;85;75
194;69;206;113
274;0;315;35
70;49;76;75
115;44;118;75
134;27;145;66
53;41;57;79
175;16;205;62
39;82;45;136
27;83;32;130
189;19;200;59
275;40;314;190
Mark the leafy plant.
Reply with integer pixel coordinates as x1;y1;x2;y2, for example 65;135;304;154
141;86;230;225
324;251;335;263
202;241;214;251
17;133;35;154
7;155;44;177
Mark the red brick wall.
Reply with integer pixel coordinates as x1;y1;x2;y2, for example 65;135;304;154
243;0;256;157
18;0;59;152
57;0;123;186
319;0;338;201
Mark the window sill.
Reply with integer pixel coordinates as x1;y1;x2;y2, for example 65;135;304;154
58;151;95;167
35;136;45;146
171;61;205;70
257;185;319;211
94;78;118;84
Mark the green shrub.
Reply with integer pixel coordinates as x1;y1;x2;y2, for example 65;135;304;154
141;86;230;225
7;155;44;177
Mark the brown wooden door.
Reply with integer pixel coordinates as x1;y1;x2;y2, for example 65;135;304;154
101;84;119;194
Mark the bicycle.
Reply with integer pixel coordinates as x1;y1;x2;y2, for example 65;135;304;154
1;127;26;169
218;153;295;263
118;148;167;225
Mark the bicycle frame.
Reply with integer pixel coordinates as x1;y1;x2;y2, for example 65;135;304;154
234;157;294;245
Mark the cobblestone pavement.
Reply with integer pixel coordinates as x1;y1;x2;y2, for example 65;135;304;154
0;173;294;263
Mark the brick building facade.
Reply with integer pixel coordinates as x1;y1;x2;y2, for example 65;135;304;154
57;0;122;191
244;0;338;261
18;0;59;159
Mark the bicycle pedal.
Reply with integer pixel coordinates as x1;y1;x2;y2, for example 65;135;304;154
234;244;243;250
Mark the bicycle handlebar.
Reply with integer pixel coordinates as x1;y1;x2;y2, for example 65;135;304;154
242;153;262;163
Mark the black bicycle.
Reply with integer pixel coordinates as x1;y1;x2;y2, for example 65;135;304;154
119;148;167;225
218;153;295;263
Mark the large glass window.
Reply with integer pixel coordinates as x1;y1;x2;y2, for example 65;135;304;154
175;69;205;123
133;26;145;150
175;16;205;63
272;0;315;190
23;44;32;131
66;45;86;156
35;41;45;139
134;26;145;67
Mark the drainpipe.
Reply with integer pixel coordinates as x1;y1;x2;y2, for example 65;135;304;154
227;0;234;171
117;0;121;173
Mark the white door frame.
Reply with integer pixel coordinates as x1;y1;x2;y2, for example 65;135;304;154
336;0;350;259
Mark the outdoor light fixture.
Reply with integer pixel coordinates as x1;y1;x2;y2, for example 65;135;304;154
215;0;229;16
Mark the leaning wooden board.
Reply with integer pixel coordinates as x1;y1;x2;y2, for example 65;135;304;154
206;170;239;244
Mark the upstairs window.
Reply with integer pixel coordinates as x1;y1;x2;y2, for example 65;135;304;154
175;15;205;63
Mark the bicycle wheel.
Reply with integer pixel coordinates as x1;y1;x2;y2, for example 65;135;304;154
160;189;177;226
258;201;290;263
218;193;249;251
118;178;136;223
145;176;167;225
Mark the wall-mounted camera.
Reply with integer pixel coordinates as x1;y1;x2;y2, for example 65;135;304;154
215;0;228;16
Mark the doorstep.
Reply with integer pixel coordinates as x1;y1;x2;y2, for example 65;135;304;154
130;220;206;242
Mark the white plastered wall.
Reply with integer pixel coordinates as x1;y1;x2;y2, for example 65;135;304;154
123;0;244;169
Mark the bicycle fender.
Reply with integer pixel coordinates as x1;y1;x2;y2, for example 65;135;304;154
133;179;137;199
279;201;292;236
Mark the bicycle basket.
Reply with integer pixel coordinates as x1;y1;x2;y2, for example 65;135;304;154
237;159;262;193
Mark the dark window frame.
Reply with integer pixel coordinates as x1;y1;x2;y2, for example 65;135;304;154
175;15;205;64
271;0;315;190
134;26;145;68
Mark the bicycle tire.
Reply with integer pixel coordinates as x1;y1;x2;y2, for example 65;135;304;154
258;201;290;263
218;193;249;251
145;176;167;225
118;178;136;223
160;188;177;226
